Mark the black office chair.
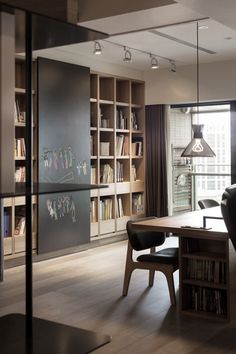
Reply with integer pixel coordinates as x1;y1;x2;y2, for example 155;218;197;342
221;184;236;251
198;199;219;209
123;218;179;306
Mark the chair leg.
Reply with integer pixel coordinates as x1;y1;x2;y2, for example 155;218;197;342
149;270;155;287
165;270;176;306
122;266;134;296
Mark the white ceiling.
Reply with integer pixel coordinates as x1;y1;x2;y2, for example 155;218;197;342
36;1;236;71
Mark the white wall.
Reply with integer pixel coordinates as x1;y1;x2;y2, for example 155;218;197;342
144;59;236;105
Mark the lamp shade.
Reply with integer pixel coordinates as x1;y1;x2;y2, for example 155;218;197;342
181;124;216;157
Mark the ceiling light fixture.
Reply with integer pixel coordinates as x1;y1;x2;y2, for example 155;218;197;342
123;47;132;62
150;55;159;69
181;22;215;158
199;25;208;30
93;41;102;55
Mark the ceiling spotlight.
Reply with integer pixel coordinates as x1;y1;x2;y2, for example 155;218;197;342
170;60;176;73
93;41;102;55
123;47;132;62
150;55;159;69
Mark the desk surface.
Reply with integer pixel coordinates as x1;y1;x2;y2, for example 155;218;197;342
133;207;228;240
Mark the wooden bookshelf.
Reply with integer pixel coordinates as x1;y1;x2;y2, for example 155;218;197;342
90;73;145;239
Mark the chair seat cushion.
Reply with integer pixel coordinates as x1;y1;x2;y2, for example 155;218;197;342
137;247;179;265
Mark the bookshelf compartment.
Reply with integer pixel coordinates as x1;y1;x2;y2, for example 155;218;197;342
132;193;144;216
99;103;114;129
116;160;130;183
90;130;98;157
131;81;144;106
131;107;144;132
116;79;130;104
4;237;12;256
116;194;130;219
3;207;12;238
100;197;114;220
132;136;143;157
116;133;129;157
100;131;114;156
116;106;129;130
182;284;227;318
99;77;114;101
91;162;98;184
100;161;114;184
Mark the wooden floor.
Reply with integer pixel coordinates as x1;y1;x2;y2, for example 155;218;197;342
1;238;236;353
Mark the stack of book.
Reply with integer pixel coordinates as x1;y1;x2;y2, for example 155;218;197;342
15;138;26;158
100;164;113;183
116;134;129;156
132;193;144;215
116;109;128;129
116;196;124;218
132;137;143;156
90;135;95;155
100;198;113;220
15;167;26;182
116;161;124;182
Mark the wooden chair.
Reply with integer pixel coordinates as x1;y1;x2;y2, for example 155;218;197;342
198;199;219;209
123;218;179;306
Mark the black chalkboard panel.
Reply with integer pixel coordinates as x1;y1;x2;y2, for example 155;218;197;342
38;57;90;254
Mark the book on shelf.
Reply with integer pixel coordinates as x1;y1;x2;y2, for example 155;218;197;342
100;163;113;183
91;166;96;184
15;166;26;182
90;199;97;223
116;196;124;218
14;216;26;236
100;142;110;156
132;193;144;215
131;110;139;130
100;198;113;220
116;109;128;129
116;135;129;156
116;161;124;182
132;137;143;156
14;138;26;158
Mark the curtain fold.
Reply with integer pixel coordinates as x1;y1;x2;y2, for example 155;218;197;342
145;105;168;217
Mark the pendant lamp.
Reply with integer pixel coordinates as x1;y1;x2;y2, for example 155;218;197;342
181;22;215;158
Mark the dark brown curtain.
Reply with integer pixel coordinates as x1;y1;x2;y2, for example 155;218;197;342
145;105;168;217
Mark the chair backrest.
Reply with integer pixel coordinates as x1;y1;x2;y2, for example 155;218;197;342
198;199;219;209
126;217;166;251
221;184;236;251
